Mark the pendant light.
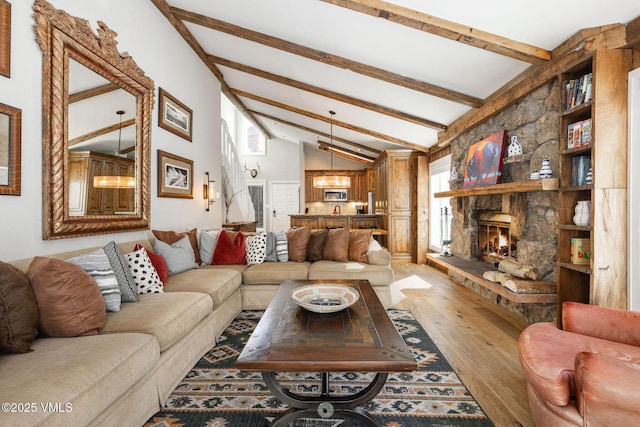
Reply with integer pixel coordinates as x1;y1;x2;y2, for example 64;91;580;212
93;110;136;189
313;110;351;188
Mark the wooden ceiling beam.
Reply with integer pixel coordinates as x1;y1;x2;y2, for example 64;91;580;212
438;24;628;147
210;54;446;131
234;89;428;152
69;118;135;147
171;6;483;108
249;109;382;155
69;82;120;104
148;0;271;138
321;0;551;64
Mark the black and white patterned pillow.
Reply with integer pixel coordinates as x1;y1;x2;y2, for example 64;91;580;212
245;232;267;266
275;231;288;262
124;247;164;294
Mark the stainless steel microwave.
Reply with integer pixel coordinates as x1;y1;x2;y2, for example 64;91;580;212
324;189;348;202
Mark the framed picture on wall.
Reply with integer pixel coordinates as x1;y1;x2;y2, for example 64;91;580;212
0;0;11;78
158;150;193;198
0;102;21;195
158;88;192;141
462;130;507;188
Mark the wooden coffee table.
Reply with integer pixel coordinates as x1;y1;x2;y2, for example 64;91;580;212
235;279;417;426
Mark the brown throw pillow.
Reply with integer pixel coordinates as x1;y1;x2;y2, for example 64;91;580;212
322;228;350;262
286;227;312;262
0;262;39;353
307;229;329;262
152;228;201;264
27;257;106;337
349;229;373;263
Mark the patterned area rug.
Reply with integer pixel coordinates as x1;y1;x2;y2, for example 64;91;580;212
146;310;493;427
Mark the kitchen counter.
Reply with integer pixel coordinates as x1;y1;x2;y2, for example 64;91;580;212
289;214;385;236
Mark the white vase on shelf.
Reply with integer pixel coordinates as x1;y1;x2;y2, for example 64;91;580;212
539;159;553;178
573;200;591;226
507;136;523;157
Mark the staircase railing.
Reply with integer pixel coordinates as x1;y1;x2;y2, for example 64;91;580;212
220;120;254;223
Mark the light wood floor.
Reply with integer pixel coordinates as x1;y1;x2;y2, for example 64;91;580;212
391;263;534;427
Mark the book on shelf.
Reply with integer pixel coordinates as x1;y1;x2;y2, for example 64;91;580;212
563;72;593;111
570;238;591;265
571;155;591;186
567;118;592;149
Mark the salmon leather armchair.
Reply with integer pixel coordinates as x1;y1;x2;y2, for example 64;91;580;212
518;301;640;426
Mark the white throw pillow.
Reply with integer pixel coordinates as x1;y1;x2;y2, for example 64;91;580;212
246;232;267;266
67;249;121;312
154;235;199;275
124;248;164;294
199;230;220;265
275;231;288;262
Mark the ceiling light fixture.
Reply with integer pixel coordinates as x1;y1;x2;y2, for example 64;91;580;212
93;110;136;189
313;111;351;189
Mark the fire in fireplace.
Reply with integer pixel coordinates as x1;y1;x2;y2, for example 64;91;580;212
478;212;517;265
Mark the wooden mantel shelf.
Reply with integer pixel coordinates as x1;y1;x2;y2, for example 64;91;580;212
435;178;558;198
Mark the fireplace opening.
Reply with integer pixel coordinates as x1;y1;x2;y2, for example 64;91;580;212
478;212;517;266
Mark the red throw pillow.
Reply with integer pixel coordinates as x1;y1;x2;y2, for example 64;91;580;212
212;230;247;265
134;244;169;284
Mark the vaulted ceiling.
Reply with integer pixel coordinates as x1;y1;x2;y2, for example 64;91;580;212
150;0;640;163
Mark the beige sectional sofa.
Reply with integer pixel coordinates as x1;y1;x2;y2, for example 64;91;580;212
0;236;393;427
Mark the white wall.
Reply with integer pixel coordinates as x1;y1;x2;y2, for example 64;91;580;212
304;145;367;170
628;67;640;311
0;0;223;260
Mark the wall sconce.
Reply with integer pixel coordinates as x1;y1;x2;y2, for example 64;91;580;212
203;172;219;211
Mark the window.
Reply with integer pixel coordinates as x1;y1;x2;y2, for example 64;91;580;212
244;125;266;156
247;182;265;230
429;155;452;252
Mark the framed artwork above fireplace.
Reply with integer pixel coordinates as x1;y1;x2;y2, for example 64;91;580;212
462;130;507;188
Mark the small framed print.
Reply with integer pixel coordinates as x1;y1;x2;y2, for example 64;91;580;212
158;150;193;198
0;0;10;78
0;101;21;195
158;88;192;141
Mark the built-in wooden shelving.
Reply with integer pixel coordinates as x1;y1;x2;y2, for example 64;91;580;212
434;178;558;198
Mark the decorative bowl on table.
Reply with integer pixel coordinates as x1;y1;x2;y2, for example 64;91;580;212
290;284;360;313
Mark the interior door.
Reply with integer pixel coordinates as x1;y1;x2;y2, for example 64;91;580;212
270;181;300;233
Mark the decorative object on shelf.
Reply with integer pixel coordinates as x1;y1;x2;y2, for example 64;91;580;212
313;111;351;189
157;150;193;198
571;155;591;186
440;206;452;256
462;130;507;188
507;136;523;157
570;237;591;265
158;88;193;142
585;167;592;185
290;284;360;313
449;167;459;181
93;110;136;189
529;170;540;180
539;158;553;178
573;200;591;226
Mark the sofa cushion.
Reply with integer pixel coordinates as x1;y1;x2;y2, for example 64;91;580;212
103;241;138;303
243;261;311;285
125;247;164;294
307;229;328;262
275;231;289;262
27;257;106;337
246;232;267;266
349;230;373;263
308;260;394;287
286;227;311;262
153;228;201;264
0;333;158;427
154;235;199;275
67;249;122;312
265;232;277;262
199;230;220;265
0;262;38;353
101;292;212;351
519;321;640;407
164;268;242;310
134;243;169;284
212;230;247;265
322;228;349;262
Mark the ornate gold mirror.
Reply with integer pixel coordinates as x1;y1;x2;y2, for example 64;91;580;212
34;0;154;239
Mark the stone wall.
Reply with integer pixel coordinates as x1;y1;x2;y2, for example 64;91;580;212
446;81;560;322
